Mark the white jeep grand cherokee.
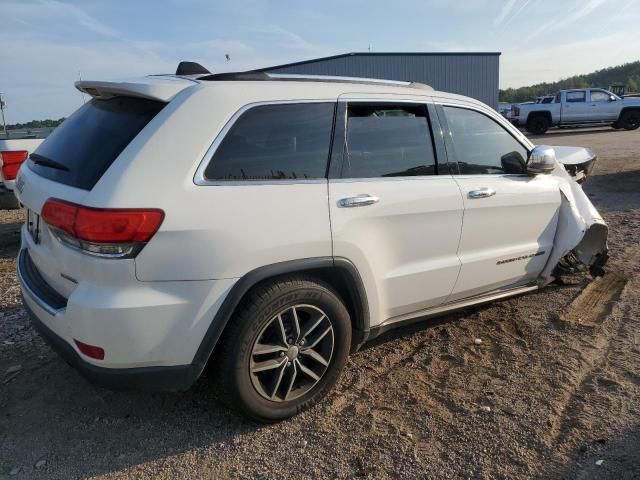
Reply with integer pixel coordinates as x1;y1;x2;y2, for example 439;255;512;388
15;63;608;421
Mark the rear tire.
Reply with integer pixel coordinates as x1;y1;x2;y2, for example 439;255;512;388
620;110;640;130
217;275;352;422
526;116;549;135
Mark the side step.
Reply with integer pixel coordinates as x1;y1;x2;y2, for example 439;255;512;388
364;283;539;343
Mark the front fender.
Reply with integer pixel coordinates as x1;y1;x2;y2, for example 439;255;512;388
540;164;608;284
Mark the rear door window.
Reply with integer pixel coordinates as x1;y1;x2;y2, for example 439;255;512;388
336;103;437;178
28;97;165;190
204;103;334;181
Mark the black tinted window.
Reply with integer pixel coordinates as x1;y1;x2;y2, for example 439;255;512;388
204;103;334;181
28;97;165;190
338;104;436;178
443;106;528;175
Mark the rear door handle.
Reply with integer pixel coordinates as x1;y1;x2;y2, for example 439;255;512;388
468;188;496;199
338;195;379;208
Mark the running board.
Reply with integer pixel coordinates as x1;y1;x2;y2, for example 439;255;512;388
364;283;539;344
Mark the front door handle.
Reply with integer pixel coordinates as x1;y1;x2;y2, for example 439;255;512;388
468;187;496;199
338;195;379;208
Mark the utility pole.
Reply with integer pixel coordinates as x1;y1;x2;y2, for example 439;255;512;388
0;93;7;137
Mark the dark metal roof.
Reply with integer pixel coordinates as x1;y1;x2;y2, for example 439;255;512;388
255;52;501;72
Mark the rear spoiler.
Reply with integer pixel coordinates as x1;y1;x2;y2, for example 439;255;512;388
75;76;197;102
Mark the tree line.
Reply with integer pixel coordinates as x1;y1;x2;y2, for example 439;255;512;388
6;118;66;130
500;60;640;104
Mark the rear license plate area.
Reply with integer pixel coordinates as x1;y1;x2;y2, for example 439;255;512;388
26;209;41;244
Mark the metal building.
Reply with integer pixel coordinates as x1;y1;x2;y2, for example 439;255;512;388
259;52;501;108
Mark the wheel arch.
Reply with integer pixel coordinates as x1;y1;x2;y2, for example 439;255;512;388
527;110;552;122
618;106;640;120
191;257;370;377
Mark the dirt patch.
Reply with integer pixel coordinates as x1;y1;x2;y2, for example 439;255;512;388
1;128;639;479
561;272;629;326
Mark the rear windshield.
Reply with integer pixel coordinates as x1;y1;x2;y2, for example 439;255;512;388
28;97;165;190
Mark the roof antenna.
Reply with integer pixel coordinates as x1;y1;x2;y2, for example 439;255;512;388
368;44;372;52
176;61;211;76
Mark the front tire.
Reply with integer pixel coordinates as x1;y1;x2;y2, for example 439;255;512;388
620;110;640;130
526;115;549;135
217;276;352;422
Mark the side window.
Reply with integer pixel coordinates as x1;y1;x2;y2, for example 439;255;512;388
204;103;334;181
590;90;610;102
566;91;586;103
442;106;528;175
338;103;437;178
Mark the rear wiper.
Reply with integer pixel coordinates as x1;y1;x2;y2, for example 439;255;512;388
29;153;69;171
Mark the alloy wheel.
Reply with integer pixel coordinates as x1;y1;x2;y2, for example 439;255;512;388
249;304;334;402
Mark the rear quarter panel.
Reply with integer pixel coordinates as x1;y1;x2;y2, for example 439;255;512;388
86;84;336;281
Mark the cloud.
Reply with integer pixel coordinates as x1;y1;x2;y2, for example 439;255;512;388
494;0;517;26
501;31;640;88
525;0;608;41
2;0;122;39
500;0;532;28
248;25;317;51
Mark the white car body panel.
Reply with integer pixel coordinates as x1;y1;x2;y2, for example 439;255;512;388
14;74;608;381
449;174;560;301
329;175;464;325
75;75;196;102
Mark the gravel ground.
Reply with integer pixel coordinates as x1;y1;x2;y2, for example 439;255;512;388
1;127;639;479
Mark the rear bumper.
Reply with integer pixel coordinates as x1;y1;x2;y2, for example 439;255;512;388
17;243;236;391
18;247;199;391
22;298;199;391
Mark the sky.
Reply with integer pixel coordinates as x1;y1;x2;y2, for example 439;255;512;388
1;0;639;123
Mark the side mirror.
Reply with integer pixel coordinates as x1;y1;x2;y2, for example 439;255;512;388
527;145;556;174
609;95;616;101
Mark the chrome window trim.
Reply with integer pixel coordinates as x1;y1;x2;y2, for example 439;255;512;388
329;175;453;184
193;99;335;186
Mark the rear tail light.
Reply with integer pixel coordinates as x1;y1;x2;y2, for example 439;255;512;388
0;150;29;181
41;198;164;258
74;339;105;360
513;106;520;117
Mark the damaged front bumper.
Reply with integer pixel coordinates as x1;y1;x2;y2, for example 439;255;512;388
539;147;608;284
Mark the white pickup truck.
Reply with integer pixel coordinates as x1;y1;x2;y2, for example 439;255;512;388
0;135;46;209
511;88;640;134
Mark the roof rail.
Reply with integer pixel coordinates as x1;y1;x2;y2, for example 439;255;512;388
197;71;432;90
